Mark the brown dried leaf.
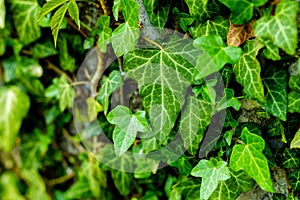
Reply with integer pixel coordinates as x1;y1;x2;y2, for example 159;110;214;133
227;21;255;47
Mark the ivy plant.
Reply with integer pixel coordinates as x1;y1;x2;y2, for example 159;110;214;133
0;0;300;199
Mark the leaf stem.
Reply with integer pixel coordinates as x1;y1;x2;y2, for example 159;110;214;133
118;57;125;106
45;172;75;186
233;137;245;145
90;47;104;97
141;36;163;50
70;81;91;86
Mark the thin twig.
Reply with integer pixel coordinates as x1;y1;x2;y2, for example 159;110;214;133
232;137;245;145
141;36;163;50
66;17;89;38
45;60;73;83
62;128;86;153
99;0;110;16
70;81;91;86
45;172;75;186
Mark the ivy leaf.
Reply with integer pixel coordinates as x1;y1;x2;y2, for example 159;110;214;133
219;0;268;25
179;96;213;155
171;178;201;200
230;127;274;192
58;75;74;111
96;16;112;52
282;148;300;169
9;0;41;45
173;7;195;32
291;129;300;149
37;0;68;21
112;0;120;21
184;0;221;21
266;118;287;143
30;39;58;59
58;33;75;72
288;170;300;191
0;0;5;28
124;37;200;143
193;35;242;79
189;16;229;40
107;106;149;156
288;92;300;113
233;39;265;102
111;170;133;196
97;70;123;115
227;20;255;47
209;170;254;200
68;0;80;28
260;39;281;61
254;0;298;55
51;2;69;47
259;67;287;121
216;88;241;111
0;86;30;152
111;23;140;57
191;158;231;200
143;0;170;28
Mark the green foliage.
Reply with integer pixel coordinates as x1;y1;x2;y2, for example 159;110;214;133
1;0;300;199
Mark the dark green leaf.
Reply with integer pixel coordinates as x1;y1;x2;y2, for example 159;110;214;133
184;0;221;21
30;39;58;58
282;148;300;169
143;0;170;28
288;170;300;191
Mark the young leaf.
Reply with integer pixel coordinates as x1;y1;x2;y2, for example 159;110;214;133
227;20;255;47
107;106;149;156
194;35;242;79
259;67;287;121
209;170;254;200
37;0;68;21
291;129;300;149
184;0;221;21
254;1;298;55
9;0;41;45
233;39;265;102
58;75;74;111
0;86;30;152
124;37;200;143
112;0;120;21
97;70;123;115
173;8;195;32
68;0;80;28
189;16;229;40
179;96;213;155
216;88;241;111
0;0;5;28
51;2;69;46
219;0;268;25
230;127;274;192
191;158;231;200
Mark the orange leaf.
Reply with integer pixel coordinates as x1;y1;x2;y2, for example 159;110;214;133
227;20;255;47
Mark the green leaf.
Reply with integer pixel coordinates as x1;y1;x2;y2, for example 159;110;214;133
124;37;200;143
194;35;242;79
259;67;287;121
0;0;5;28
112;0;120;21
219;0;268;25
51;2;70;47
107;106;149;156
68;0;80;28
0;172;25;200
191;158;231;200
230;127;274;192
121;0;139;26
179;96;213;155
189;16;229;40
288;91;300;113
97;70;123;115
260;39;281;61
30;39;58;58
282;148;300;169
58;75;74;111
233;39;265;102
173;8;194;32
266;118;287;143
184;0;221;21
9;0;41;45
288;170;300;191
96;15;112;52
216;88;241;111
169;157;192;176
291;129;300;149
254;1;298;55
37;0;68;21
209;170;254;200
0;86;30;152
111;23;140;57
143;0;170;28
58;33;75;72
171;178;201;200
